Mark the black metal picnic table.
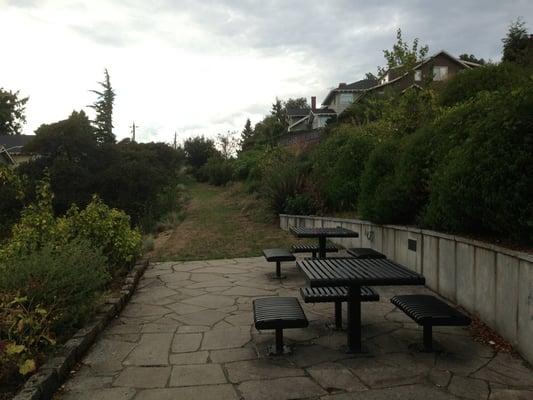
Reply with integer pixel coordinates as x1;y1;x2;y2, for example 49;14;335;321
297;257;425;352
289;226;359;258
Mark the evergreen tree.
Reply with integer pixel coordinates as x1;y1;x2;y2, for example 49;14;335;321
271;98;286;125
0;88;28;135
90;69;116;144
240;118;254;150
502;18;531;65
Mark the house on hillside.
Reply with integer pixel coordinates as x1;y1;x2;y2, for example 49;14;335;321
321;78;378;114
0;134;35;165
369;50;482;96
287;96;338;132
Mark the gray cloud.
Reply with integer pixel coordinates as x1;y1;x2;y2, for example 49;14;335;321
110;0;532;81
6;0;533;140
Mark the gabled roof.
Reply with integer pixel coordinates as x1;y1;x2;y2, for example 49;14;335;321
322;78;378;105
379;50;481;80
286;107;310;117
369;50;482;93
288;115;310;131
312;107;336;115
0;146;16;165
0;134;34;154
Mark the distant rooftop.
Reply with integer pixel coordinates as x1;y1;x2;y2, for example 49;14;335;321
286;108;310;117
0;134;34;154
323;78;378;105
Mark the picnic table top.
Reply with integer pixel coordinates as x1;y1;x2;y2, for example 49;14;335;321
289;226;359;238
297;257;425;287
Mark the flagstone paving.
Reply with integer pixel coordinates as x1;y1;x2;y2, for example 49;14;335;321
55;256;533;400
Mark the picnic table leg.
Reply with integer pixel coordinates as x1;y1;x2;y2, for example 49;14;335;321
318;236;326;259
347;284;362;352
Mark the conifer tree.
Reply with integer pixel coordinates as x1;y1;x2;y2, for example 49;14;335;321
90;69;116;144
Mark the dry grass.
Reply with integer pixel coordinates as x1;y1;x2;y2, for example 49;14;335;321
148;182;311;261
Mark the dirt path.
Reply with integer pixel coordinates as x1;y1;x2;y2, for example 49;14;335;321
149;183;302;261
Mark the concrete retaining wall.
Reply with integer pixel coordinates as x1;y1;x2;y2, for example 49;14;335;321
279;214;533;365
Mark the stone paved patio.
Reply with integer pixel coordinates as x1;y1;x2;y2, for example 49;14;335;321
56;256;533;400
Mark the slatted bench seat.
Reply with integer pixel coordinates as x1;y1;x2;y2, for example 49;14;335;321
300;286;379;329
391;294;471;351
253;297;308;355
347;248;386;259
262;248;296;279
291;244;338;258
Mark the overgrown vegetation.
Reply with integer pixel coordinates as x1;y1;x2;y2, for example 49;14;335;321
187;20;533;245
0;179;141;387
0;70;181;392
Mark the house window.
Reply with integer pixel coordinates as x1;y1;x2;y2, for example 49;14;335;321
433;66;449;81
414;70;422;81
339;93;352;105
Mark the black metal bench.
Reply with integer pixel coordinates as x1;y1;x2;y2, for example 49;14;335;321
347;248;386;259
253;297;308;355
291;244;338;258
300;286;379;329
262;248;296;279
391;295;471;351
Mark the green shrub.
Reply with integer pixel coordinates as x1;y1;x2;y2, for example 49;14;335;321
0;166;25;240
59;195;142;271
358;141;401;223
255;147;309;213
200;156;234;186
0;239;109;335
0;180;58;259
338;87;440;137
284;193;318;215
422;86;533;242
312;131;376;210
438;63;531;107
233;148;263;181
20;114;185;230
1;181;142;270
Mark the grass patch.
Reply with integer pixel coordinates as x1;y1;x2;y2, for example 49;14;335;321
149;182;314;261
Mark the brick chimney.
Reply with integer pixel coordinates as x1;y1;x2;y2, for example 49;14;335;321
311;96;316;111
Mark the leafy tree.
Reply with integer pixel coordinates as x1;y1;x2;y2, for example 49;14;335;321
21;114;185;229
90;69;116;144
217;131;238;160
378;28;429;76
502;18;532;65
240;118;254;151
0;88;28;135
22;110;100;212
459;53;486;65
253;115;285;146
284;97;310;110
183;135;217;170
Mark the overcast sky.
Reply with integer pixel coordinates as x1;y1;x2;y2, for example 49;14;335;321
1;1;532;144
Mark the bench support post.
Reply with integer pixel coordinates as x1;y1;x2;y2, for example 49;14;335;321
276;261;281;278
275;328;283;354
334;302;342;329
347;285;362;352
423;325;433;351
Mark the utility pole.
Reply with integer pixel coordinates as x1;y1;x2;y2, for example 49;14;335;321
173;131;177;149
130;122;139;142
